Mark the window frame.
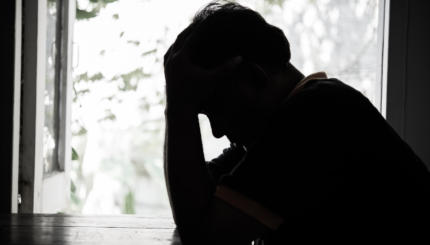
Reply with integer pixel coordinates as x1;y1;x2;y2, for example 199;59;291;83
11;0;23;214
379;0;390;118
19;0;74;213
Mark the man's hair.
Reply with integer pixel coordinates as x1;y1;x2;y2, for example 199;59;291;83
166;1;291;72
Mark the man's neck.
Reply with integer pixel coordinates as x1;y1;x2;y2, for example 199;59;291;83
243;63;304;150
282;63;305;97
266;63;304;107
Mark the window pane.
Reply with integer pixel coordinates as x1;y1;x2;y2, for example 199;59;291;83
237;0;383;109
70;0;384;215
43;0;59;174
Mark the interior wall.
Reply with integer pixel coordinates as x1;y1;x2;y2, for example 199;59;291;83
403;0;430;167
0;0;16;213
386;0;430;167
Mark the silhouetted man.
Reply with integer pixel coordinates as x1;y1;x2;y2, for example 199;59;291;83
163;2;430;244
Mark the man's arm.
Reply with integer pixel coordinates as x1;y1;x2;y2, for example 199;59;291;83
164;107;269;244
163;44;269;243
163;106;214;242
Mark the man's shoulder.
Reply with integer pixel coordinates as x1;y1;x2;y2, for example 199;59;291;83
281;78;374;117
297;78;364;101
263;77;380;152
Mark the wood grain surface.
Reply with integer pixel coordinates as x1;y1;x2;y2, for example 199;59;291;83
0;214;181;245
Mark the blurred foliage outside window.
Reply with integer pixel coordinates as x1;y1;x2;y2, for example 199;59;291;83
44;0;60;174
69;0;383;215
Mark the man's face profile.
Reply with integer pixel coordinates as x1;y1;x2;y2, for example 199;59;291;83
165;2;292;147
201;60;267;146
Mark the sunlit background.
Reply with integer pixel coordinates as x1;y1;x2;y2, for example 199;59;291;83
68;0;383;215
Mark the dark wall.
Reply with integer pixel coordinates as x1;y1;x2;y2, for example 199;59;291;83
403;0;430;167
386;0;430;167
0;0;16;213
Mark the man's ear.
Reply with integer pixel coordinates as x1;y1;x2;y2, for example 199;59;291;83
248;62;270;88
233;61;269;101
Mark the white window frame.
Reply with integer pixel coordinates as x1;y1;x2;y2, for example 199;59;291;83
379;0;390;118
19;0;74;213
11;0;23;214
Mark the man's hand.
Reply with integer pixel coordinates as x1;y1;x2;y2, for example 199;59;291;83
163;37;271;244
163;39;241;114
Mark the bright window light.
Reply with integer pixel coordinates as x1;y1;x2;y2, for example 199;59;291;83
69;0;384;215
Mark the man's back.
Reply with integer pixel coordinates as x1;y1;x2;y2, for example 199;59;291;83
210;78;430;242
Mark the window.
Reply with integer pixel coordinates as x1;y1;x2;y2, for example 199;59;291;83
237;0;386;110
69;0;387;215
16;0;388;214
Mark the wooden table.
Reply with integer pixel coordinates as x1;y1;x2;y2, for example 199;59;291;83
0;214;181;245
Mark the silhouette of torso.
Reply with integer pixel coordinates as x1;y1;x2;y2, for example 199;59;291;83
208;78;430;243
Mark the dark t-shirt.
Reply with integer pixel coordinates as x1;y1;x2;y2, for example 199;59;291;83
207;78;430;243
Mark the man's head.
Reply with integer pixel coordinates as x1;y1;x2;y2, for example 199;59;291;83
176;2;291;72
166;1;302;146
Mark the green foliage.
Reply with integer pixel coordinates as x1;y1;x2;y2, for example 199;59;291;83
127;40;140;46
71;179;77;193
75;72;105;83
141;48;157;57
75;89;90;99
76;9;98;20
98;109;117;122
76;0;119;21
76;126;88;136
71;191;81;206
90;72;104;81
70;180;81;206
72;0;164;215
111;68;151;91
264;0;285;7
123;191;136;214
72;147;79;161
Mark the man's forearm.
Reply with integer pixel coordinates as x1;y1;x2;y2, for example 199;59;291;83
164;108;215;238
